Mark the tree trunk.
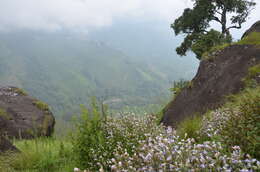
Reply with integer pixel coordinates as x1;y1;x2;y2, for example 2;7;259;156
221;8;227;35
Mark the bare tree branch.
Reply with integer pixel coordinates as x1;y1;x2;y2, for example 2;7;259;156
213;16;222;24
227;24;242;30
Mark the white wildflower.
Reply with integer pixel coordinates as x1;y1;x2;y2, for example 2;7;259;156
74;168;80;172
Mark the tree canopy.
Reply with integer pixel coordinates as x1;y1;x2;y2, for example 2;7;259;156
172;0;256;60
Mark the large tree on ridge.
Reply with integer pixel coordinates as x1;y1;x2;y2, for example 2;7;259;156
172;0;256;60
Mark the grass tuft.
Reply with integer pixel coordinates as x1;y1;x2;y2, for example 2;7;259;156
0;108;12;120
237;32;260;45
177;115;203;141
202;43;231;60
11;88;28;96
248;64;260;78
202;32;260;60
242;64;260;88
0;138;75;172
33;101;50;111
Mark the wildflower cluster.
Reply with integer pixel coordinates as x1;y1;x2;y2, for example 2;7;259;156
200;88;260;158
73;107;162;171
98;114;163;170
103;114;163;155
200;109;231;138
110;127;260;171
73;89;260;171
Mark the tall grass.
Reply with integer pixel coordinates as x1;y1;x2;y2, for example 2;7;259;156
176;115;203;141
0;138;75;172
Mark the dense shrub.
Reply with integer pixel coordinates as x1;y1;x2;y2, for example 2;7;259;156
2;87;259;172
72;99;161;171
200;87;260;158
105;86;260;171
74;107;260;171
110;127;259;172
191;29;232;60
223;88;260;158
72;100;106;171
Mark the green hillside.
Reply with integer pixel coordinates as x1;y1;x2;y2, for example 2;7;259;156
0;32;185;117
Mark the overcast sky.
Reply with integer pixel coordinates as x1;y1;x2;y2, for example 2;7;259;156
0;0;259;34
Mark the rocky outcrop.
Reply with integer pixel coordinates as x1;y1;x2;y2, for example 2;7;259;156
0;86;55;139
242;20;260;39
161;22;260;126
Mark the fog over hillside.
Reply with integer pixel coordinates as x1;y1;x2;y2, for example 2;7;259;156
0;23;199;118
0;0;258;117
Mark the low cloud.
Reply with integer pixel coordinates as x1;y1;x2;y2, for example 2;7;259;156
0;0;258;33
0;0;191;32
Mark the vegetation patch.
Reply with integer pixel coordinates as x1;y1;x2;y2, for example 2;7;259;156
11;88;28;96
72;100;162;171
237;32;260;45
243;64;260;87
248;64;260;78
110;128;259;171
223;87;260;158
0;108;7;117
0;108;12;120
171;0;255;60
200;87;260;159
42;115;54;136
176;115;203;141
202;43;231;60
202;32;260;60
1;100;260;171
192;30;232;60
33;101;50;111
170;79;192;96
0;138;75;172
72;99;260;171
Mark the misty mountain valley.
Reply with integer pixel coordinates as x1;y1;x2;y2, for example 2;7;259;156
0;0;259;171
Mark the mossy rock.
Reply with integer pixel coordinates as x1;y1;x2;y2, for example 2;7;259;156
162;21;260;127
10;87;28;96
0;108;12;120
242;20;260;39
237;32;260;46
0;108;7;118
33;101;50;111
162;44;260;126
41;115;55;136
0;86;55;139
202;43;231;60
202;32;260;61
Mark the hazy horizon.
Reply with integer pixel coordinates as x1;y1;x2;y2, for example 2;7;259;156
0;0;259;38
0;0;258;114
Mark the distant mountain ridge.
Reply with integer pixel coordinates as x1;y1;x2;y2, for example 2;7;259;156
0;29;198;118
